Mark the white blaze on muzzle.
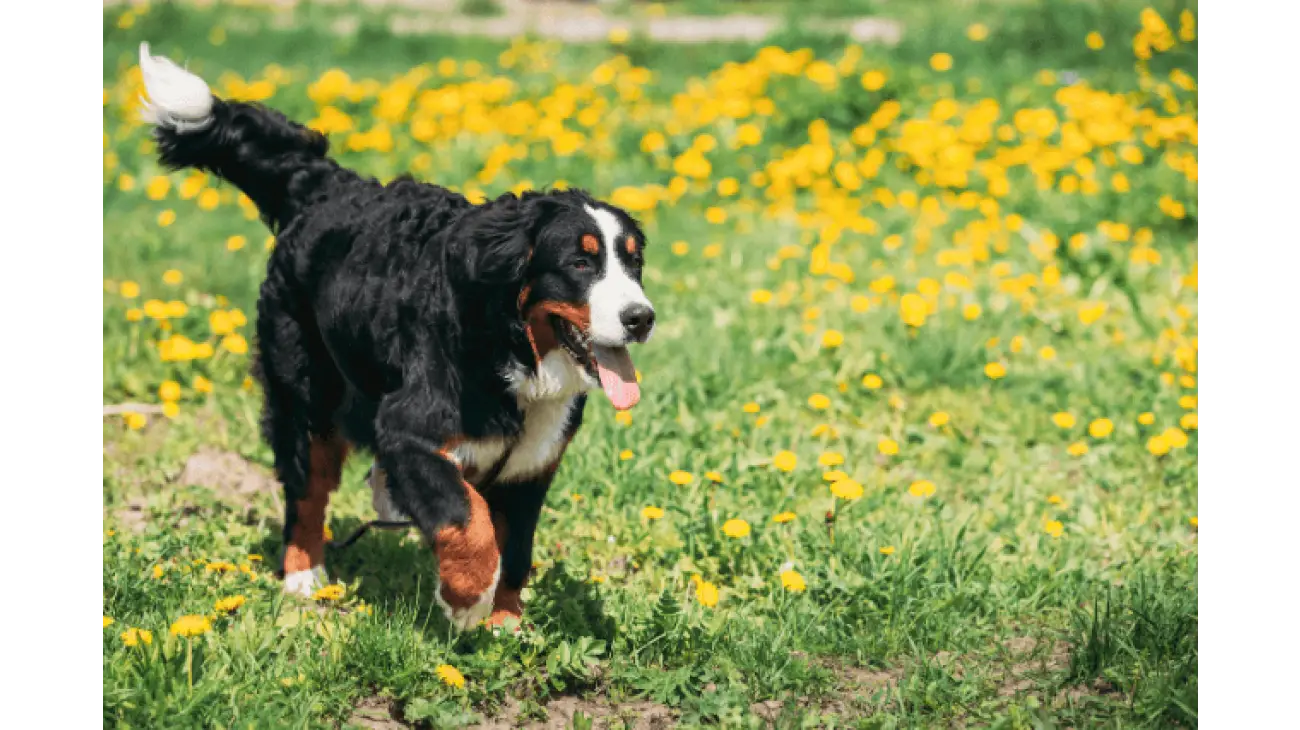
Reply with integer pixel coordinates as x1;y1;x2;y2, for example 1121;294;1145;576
583;204;653;410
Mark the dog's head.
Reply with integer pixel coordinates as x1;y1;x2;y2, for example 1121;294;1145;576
463;191;655;410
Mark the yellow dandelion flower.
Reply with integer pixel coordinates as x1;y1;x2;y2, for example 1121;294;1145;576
615;411;633;426
694;580;720;607
104;616;115;628
963;303;982;320
641;506;665;520
742;402;761;414
206;560;236;574
861;374;883;390
1039;346;1057;361
818;451;844;467
162;402;180;419
1138;412;1156;425
830;479;864;501
1089;418;1114;439
1147;434;1172;456
807;393;831;410
158;380;182;402
669;470;694;486
169;615;212;637
772;450;797;472
821;330;844;348
929;411;950;427
722;519;751;539
1086;31;1105;50
124;412;147;430
1052;412;1076;429
120;627;153;647
162;269;183;286
780;569;807;593
222;334;249;355
312;584;345;601
226;234;247;251
619;449;634;461
879;545;896;555
214;595;246;613
671;241;690;256
1181;412;1198;430
193;376;213;394
1044;520;1065;538
436;664;466;689
705;471;724;483
984;362;1007;380
930;53;954;72
966;23;989;41
772;511;796;524
1067;441;1089;457
119;281;141;298
877;438;899;456
157;210;177;227
750;289;773;304
908;480;936;498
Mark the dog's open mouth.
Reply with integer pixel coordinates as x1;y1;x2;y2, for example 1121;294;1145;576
550;314;640;411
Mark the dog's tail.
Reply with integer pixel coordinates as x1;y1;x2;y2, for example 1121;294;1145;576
138;42;343;231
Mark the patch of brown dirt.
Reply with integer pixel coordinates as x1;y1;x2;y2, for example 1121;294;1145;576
177;448;278;504
348;696;410;729
474;695;675;730
111;496;151;534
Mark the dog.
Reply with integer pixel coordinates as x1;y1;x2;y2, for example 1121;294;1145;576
137;43;656;629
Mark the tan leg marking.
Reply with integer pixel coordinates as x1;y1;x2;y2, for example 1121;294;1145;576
284;436;349;576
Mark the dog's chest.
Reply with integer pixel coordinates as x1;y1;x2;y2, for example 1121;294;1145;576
454;395;575;485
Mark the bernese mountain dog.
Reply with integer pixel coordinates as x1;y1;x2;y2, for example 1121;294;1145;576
137;43;656;630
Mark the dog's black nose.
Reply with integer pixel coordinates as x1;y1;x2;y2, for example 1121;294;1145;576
620;304;655;341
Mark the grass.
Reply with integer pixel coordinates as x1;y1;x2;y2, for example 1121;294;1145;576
103;1;1197;727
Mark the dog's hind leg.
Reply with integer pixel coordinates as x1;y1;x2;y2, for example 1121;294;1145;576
257;263;348;597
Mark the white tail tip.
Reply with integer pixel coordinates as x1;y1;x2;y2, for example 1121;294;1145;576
138;42;214;133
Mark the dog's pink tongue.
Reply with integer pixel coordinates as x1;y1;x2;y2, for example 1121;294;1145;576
592;345;640;410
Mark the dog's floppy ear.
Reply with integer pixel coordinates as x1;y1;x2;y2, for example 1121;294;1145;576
462;195;563;284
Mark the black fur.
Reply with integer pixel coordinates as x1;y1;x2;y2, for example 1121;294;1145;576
152;96;647;587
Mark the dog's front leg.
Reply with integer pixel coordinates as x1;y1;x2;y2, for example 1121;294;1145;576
374;390;500;631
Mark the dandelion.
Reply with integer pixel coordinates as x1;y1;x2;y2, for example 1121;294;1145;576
226;234;246;251
1138;412;1156;425
1044;520;1065;538
694;580;720;607
162;269;183;286
984;362;1007;380
722;519;751;538
750;289;773;304
1088;418;1114;438
125;412;147;430
879;546;896;555
966;23;989;42
772;511;796;524
1181;412;1198;430
830;479;864;501
930;53;954;72
163;402;180;419
205;560;236;574
742;402;760;414
222;334;249;355
780;569;807;592
861;70;887;91
159;380;181;402
861;374;883;390
169;615;212;637
152;564;165;579
818;451;844;467
1086;31;1105;50
877;438;899;456
193;376;213;394
1147;434;1172;456
807;393;831;410
963;303;982;320
615;411;633;426
1052;412;1076;429
908;480;936;498
157;210;177;227
214;595;246;613
619;449;634;461
1189;516;1198;529
119;281;140;298
312;584;345;601
772;450;797;472
821;330;844;348
436;664;466;689
1039;346;1057;361
669;470;693;486
929;411;950;427
120;628;153;647
104;616;115;628
1067;441;1089;457
705;471;724;483
900;293;928;327
641;506;665;520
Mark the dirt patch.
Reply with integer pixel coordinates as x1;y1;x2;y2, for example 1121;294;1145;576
994;636;1073;698
177;448;279;504
112;496;151;534
474;695;675;730
347;696;410;729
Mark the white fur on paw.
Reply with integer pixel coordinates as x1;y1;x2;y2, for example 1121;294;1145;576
283;566;327;598
434;559;501;631
368;467;408;522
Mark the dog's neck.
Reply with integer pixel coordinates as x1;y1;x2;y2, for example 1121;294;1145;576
503;350;596;407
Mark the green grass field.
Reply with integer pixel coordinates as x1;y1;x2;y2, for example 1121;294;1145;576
103;2;1198;727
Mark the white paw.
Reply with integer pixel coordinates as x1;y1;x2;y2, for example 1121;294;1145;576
434;560;501;631
368;467;408;522
283;566;327;598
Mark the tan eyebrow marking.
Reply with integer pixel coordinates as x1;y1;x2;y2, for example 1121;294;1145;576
581;234;600;254
625;235;638;255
